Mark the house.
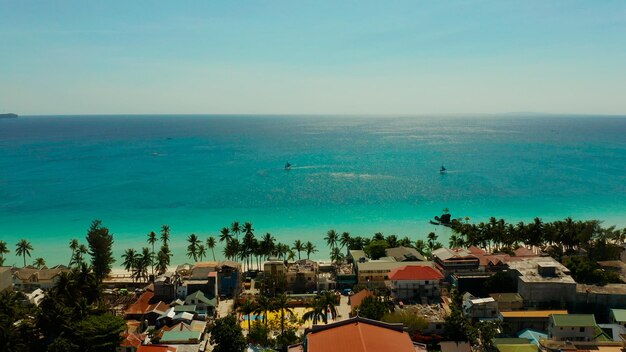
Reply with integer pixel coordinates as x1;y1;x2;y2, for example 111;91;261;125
609;309;626;327
287;316;422;352
355;260;433;287
185;290;217;317
125;291;156;321
285;260;318;294
12;266;70;292
0;267;12;291
507;258;576;307
439;341;471;352
548;314;597;342
499;310;568;335
159;330;202;344
462;293;499;320
117;333;147;352
217;260;241;298
518;329;548;346
432;248;480;278
137;346;177;352
348;289;374;314
153;272;178;302
490;293;524;311
348;250;368;264
385;246;426;262
178;271;218;299
387;265;444;302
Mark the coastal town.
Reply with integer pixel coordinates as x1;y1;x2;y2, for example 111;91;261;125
1;218;626;352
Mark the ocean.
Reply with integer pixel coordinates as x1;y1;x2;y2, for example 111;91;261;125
1;115;625;267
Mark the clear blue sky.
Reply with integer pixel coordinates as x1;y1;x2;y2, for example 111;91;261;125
1;1;625;115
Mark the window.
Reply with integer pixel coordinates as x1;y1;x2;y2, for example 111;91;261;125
579;327;584;332
425;281;429;284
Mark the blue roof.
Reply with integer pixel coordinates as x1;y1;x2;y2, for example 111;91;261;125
518;329;547;346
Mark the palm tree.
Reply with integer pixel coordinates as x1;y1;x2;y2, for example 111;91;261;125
305;241;317;259
121;248;138;278
325;230;338;251
0;240;10;266
243;230;256;270
197;244;207;261
15;239;33;267
223;238;240;261
72;244;88;267
319;290;339;322
273;294;294;345
293;240;304;260
33;257;46;269
160;225;170;245
261;233;276;261
302;297;326;324
134;247;151;282
186;233;200;262
340;232;351;254
156;245;172;275
254;295;272;325
69;239;79;266
330;247;344;265
238;299;258;332
230;221;242;241
219;227;232;243
147;231;158;275
207;236;217;261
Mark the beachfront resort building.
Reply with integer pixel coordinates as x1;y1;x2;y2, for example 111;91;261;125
12;265;71;292
387;265;444;302
432;248;480;278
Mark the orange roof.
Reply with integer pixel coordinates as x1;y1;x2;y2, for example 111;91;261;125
500;310;568;318
192;261;219;268
307;317;416;352
120;333;146;348
126;291;155;315
349;289;374;309
388;266;444;281
137;346;177;352
514;247;538;257
146;301;170;314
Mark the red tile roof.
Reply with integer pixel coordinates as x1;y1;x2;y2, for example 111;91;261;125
388;266;444;281
120;333;146;348
349;289;374;309
137;346;177;352
306;317;416;352
126;291;155;315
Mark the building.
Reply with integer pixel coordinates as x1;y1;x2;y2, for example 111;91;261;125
285;260;318;294
490;293;524;311
185;290;216;318
287;316;421;352
12;266;70;292
432;248;480;278
217;260;241;298
462;293;499;320
153;273;178;303
507;258;576;307
387;265;444;302
385;246;426;262
0;266;12;291
609;309;626;327
499;310;568;335
548;314;597;342
348;289;374;314
355;260;433;288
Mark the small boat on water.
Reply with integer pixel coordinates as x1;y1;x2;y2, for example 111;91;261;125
284;162;292;170
440;165;447;174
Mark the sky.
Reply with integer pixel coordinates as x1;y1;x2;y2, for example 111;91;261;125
1;1;625;115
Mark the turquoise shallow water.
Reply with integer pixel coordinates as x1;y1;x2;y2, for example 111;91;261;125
1;115;625;267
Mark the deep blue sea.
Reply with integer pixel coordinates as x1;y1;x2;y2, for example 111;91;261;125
1;115;625;267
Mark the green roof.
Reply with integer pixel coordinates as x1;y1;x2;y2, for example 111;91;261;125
493;338;532;346
160;330;201;342
551;314;596;327
173;304;197;312
611;309;626;322
496;344;538;352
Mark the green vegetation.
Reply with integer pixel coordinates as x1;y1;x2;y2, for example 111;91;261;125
382;310;428;336
210;315;247;352
0;240;9;266
357;296;389;320
85;220;115;281
0;264;125;351
15;239;33;267
564;256;623;285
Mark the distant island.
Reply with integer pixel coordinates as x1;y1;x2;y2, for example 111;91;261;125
0;113;18;118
